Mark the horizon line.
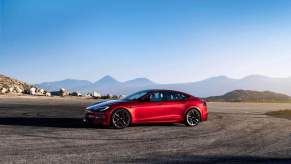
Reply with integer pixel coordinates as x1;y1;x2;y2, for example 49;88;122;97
33;74;291;85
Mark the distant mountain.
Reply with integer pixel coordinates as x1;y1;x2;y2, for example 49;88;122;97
36;75;156;94
76;75;123;94
207;90;291;103
36;79;92;92
124;78;155;87
36;74;291;97
93;75;121;87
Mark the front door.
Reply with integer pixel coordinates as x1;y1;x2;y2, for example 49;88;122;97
134;91;169;123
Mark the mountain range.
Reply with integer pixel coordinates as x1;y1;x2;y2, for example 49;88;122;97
35;75;291;97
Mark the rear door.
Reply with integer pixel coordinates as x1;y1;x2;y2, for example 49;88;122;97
161;91;188;122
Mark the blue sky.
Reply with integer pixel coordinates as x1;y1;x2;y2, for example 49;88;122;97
1;0;291;84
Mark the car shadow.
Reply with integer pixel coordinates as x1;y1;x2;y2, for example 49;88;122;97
0;117;99;128
0;117;186;128
131;123;186;127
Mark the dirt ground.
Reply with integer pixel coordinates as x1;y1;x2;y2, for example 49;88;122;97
0;96;291;164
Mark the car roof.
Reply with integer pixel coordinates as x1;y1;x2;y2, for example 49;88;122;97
141;89;193;96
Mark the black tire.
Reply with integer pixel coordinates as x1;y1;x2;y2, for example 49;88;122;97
111;109;131;129
184;108;201;126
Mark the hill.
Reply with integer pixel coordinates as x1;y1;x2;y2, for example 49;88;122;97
0;74;32;92
207;90;291;103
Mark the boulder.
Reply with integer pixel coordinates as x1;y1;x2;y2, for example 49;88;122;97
60;88;66;92
45;92;51;96
1;88;7;94
15;87;23;93
8;87;14;93
59;88;68;96
30;88;36;95
38;89;45;94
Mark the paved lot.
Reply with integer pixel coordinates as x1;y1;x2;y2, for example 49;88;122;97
0;96;291;163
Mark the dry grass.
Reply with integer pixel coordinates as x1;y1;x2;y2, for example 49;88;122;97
266;109;291;120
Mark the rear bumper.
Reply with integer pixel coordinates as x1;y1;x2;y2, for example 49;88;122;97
201;106;208;121
83;110;110;126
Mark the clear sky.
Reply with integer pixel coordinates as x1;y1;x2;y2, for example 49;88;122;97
1;0;291;84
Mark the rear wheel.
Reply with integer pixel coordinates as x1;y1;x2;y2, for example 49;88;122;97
184;108;201;126
111;109;131;129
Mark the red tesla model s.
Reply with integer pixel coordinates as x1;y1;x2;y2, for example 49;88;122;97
83;89;208;129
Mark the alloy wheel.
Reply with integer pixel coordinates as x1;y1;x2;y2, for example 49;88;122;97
112;109;130;129
186;109;200;126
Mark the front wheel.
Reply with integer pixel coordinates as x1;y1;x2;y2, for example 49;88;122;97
111;109;131;129
184;108;201;126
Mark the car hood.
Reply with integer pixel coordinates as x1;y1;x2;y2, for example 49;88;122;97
86;100;127;111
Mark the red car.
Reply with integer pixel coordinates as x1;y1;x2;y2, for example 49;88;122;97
83;89;208;129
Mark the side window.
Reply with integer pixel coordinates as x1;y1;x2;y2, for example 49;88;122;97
149;92;164;102
165;92;188;101
164;92;175;101
176;93;187;100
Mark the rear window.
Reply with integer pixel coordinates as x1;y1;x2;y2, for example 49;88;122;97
164;91;189;101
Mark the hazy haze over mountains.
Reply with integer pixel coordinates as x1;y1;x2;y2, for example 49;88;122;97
35;75;291;97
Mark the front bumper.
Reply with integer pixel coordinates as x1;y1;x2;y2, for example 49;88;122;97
83;110;110;126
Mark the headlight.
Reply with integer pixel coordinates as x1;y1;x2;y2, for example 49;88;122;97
96;106;110;112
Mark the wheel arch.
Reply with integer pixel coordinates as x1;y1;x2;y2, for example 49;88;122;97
184;106;202;121
110;107;133;124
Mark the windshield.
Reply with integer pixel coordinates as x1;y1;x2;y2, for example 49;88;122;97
122;90;149;101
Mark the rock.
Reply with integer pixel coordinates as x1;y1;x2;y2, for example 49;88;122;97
8;87;14;93
1;88;7;94
15;87;23;93
30;88;36;95
38;89;45;94
59;88;68;96
45;92;51;96
60;88;66;92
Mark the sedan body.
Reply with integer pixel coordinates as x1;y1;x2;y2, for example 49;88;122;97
83;89;208;128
